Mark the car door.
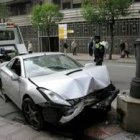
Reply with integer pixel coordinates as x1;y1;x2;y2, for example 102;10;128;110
2;58;21;106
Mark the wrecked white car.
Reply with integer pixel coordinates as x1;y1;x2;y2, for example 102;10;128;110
0;52;119;130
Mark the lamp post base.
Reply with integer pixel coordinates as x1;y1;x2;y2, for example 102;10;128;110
130;77;140;99
117;91;140;133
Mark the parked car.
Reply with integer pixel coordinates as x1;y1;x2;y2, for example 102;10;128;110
0;52;119;130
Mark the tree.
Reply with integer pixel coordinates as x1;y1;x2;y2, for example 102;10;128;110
31;3;63;51
82;0;132;60
0;3;9;22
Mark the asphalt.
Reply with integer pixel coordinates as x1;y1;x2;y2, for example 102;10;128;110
0;53;139;140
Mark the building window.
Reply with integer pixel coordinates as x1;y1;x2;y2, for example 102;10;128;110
8;1;33;16
31;0;44;5
62;0;71;9
72;0;81;8
53;0;61;7
10;3;27;16
62;2;71;9
134;0;140;2
73;3;81;8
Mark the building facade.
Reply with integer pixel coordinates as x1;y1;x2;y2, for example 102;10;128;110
1;0;140;54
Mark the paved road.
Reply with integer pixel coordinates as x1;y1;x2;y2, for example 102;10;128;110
80;61;136;90
106;62;135;90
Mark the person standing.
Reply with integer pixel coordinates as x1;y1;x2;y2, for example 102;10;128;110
28;41;33;53
63;40;69;54
71;39;77;55
88;37;95;57
100;38;109;58
94;36;105;65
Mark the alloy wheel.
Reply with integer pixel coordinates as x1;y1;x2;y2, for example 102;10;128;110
22;98;44;130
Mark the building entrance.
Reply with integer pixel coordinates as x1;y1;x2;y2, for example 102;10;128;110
41;37;59;52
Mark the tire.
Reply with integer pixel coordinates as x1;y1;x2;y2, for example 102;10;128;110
22;98;44;130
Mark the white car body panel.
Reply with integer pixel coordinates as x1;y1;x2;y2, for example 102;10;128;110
30;66;110;100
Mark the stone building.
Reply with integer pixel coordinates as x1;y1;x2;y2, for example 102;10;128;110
0;0;140;54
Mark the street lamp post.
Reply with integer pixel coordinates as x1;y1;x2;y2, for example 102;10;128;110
117;38;140;132
130;38;140;98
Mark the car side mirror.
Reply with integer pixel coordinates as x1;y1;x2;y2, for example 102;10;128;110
85;63;95;67
11;74;19;81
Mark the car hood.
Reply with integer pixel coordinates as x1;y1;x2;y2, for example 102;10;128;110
30;65;110;100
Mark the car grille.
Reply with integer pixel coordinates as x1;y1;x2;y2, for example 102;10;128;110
67;84;113;106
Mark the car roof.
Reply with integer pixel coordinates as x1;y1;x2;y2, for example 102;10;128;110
17;52;64;59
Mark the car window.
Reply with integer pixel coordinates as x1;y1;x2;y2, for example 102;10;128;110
8;58;21;76
24;54;82;77
7;59;15;68
58;55;82;69
37;55;82;70
24;58;53;77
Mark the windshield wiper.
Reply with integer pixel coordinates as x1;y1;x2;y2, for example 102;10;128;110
66;69;82;75
48;66;67;70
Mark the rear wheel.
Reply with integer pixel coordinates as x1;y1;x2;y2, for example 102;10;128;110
22;98;44;130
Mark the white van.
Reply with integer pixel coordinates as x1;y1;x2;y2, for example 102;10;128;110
0;23;28;62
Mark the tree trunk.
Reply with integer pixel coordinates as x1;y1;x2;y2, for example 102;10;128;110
108;22;114;60
47;29;51;52
48;36;51;52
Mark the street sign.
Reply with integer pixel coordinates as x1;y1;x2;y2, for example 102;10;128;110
67;29;74;33
58;24;67;39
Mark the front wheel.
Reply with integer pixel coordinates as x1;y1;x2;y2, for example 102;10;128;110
22;98;44;130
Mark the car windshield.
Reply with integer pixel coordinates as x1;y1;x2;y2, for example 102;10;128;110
24;54;83;77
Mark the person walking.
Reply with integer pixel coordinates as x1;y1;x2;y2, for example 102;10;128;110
28;41;33;53
119;40;125;58
124;41;129;58
63;40;69;54
71;39;77;55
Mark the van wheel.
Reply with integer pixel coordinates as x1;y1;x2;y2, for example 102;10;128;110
22;98;44;130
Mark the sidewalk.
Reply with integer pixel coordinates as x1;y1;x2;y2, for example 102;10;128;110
0;117;71;140
68;53;136;64
0;109;139;140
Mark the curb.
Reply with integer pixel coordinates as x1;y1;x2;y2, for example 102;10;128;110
67;53;136;64
74;58;136;64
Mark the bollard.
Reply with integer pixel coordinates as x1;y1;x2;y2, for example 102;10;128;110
130;38;140;98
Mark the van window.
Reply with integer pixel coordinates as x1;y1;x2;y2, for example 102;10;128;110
0;31;15;41
0;45;17;62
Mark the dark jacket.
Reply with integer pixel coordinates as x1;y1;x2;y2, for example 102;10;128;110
63;42;68;49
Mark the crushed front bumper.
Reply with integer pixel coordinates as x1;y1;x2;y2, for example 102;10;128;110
59;89;119;123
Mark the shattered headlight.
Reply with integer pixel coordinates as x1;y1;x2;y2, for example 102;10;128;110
38;87;71;106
